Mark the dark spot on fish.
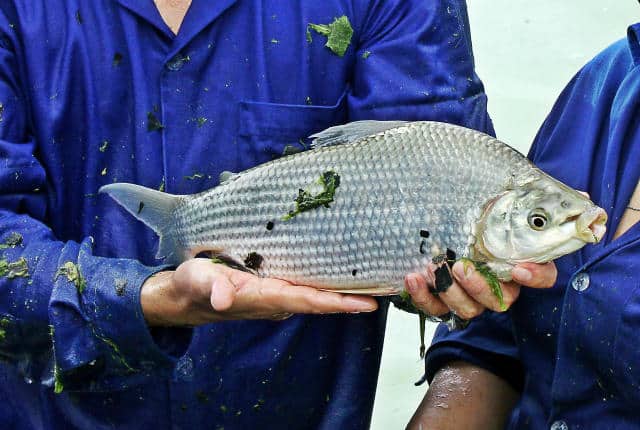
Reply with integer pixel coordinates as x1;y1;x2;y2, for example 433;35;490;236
419;240;426;254
446;248;456;268
419;229;430;238
351;269;357;276
244;252;263;271
137;201;144;214
266;221;274;231
432;265;453;294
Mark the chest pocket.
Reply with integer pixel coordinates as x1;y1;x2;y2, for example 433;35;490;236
237;89;348;171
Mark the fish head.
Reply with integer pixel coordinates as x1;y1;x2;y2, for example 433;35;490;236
476;171;608;264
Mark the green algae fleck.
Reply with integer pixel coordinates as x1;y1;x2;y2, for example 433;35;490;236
307;16;353;57
0;232;23;249
0;257;29;279
55;262;86;294
147;111;164;132
282;171;340;221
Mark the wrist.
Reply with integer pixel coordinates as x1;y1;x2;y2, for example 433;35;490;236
141;270;184;326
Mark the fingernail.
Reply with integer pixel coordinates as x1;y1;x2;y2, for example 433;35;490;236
406;276;418;294
452;263;468;280
344;296;377;312
512;267;532;282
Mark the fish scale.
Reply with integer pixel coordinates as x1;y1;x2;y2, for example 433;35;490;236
101;121;606;297
170;122;527;293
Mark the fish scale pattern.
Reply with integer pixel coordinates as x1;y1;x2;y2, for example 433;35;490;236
174;122;534;294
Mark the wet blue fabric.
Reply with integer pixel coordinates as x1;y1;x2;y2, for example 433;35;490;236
427;23;640;430
0;1;493;428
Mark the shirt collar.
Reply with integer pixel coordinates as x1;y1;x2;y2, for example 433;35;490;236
114;0;238;49
626;23;640;66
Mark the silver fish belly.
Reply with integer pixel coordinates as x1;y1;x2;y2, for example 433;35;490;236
100;121;604;295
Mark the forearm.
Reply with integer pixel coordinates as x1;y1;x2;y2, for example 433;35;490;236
408;361;519;430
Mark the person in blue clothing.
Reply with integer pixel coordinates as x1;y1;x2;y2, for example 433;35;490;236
410;21;640;430
0;1;557;429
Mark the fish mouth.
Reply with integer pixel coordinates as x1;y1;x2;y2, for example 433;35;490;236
575;206;608;243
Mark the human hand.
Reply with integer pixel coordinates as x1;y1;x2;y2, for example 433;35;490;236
141;258;379;326
404;261;557;319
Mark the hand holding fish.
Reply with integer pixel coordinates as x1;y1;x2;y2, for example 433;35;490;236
102;121;606;328
404;261;557;319
140;258;378;326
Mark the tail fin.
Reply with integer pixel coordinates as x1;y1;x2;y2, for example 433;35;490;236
99;183;186;265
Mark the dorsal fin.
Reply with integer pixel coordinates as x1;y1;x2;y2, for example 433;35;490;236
309;120;407;149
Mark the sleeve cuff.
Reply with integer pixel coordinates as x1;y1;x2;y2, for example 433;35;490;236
424;341;525;392
423;311;525;392
50;239;193;391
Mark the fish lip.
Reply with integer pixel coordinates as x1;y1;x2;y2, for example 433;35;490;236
576;206;608;243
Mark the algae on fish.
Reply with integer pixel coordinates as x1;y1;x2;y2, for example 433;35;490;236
306;16;353;57
460;258;505;310
282;171;340;221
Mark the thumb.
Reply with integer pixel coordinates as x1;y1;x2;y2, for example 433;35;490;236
210;273;237;311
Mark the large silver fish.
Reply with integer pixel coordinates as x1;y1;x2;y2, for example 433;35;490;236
100;121;607;296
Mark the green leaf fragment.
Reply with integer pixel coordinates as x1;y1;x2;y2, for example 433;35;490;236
419;312;427;359
54;363;64;394
147;111;164;132
460;258;505;311
113;52;123;67
184;172;204;180
307;16;354;57
282;170;340;221
0;232;23;249
94;333;136;372
0;257;29;279
55;262;86;294
99;140;109;152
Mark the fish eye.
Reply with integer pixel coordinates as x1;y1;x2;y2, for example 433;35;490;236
528;210;549;231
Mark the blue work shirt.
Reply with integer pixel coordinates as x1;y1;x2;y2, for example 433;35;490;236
0;1;493;429
426;24;640;430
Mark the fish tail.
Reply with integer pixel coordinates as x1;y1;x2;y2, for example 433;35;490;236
99;183;186;265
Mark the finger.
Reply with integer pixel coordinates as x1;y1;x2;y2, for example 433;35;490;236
511;261;557;289
257;281;378;314
405;272;449;316
451;262;520;312
437;280;485;319
210;275;236;311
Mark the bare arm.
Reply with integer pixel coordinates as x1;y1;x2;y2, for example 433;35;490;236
407;361;519;430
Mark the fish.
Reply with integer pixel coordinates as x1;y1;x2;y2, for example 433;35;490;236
99;121;607;301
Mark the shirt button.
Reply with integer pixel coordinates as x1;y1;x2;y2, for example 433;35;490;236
165;53;189;71
571;272;590;292
550;420;568;430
